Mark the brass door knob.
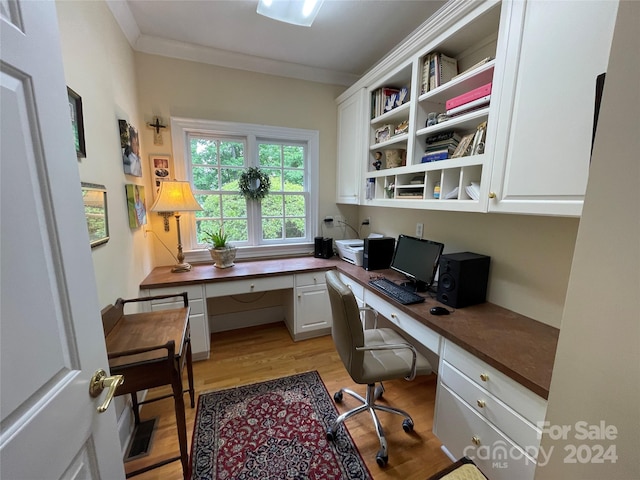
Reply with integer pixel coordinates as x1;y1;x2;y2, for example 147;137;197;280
89;369;124;413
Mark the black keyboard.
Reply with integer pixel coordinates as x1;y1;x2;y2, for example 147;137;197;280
368;278;425;305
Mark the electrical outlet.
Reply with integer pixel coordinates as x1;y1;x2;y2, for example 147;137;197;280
416;223;424;238
362;217;370;225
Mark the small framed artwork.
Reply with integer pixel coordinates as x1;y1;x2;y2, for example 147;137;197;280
125;184;147;228
81;182;109;248
149;154;173;198
375;124;393;144
119;120;142;177
68;87;86;158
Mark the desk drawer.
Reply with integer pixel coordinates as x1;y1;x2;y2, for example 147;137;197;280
442;341;546;425
146;284;204;301
435;384;537;480
364;290;441;355
151;297;204;316
336;272;365;303
440;361;542;450
205;275;293;297
295;271;327;287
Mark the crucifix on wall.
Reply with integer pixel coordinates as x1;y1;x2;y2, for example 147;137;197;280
147;117;167;145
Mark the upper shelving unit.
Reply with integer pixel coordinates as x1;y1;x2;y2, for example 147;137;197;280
362;1;503;211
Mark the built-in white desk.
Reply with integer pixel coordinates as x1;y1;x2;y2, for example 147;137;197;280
140;256;559;480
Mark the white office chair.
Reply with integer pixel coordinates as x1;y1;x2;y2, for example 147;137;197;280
324;270;433;466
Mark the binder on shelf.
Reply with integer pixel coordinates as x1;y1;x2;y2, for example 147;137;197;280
446;94;491;115
446;82;492;111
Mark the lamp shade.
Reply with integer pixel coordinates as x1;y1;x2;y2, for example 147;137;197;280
150;180;202;213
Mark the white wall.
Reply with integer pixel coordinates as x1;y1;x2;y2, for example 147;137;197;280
56;0;154;308
536;2;639;478
357;207;578;327
132;53;347;267
56;0;156;447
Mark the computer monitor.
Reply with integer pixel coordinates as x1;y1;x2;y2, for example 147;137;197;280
390;234;444;292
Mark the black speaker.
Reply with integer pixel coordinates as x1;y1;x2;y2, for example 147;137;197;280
437;252;490;308
363;237;395;270
314;236;333;259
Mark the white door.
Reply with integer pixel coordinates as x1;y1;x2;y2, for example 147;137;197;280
1;1;124;479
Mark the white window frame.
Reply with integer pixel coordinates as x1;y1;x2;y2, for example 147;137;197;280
170;117;319;263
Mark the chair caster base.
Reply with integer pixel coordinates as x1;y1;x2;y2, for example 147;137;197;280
326;427;336;442
402;418;414;432
376;451;388;467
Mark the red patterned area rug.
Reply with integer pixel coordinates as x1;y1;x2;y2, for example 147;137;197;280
190;371;373;480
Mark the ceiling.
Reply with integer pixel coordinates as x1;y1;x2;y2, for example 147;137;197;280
107;0;448;86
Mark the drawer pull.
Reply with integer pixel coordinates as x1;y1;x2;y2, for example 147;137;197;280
391;313;398;319
477;400;486;408
250;284;255;289
480;373;489;382
472;435;481;446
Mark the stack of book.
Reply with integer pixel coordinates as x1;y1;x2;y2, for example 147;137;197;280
445;82;492;116
421;52;458;95
421;131;461;163
371;86;409;119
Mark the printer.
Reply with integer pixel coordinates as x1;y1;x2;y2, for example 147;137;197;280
335;239;364;266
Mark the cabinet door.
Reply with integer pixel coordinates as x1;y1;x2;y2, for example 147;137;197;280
336;88;367;204
489;1;617;216
295;284;332;335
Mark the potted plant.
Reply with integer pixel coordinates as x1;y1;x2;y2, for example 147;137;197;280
204;228;237;268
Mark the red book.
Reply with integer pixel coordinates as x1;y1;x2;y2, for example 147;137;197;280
446;82;492;111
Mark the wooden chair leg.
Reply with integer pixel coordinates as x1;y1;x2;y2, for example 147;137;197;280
172;370;189;480
185;338;195;408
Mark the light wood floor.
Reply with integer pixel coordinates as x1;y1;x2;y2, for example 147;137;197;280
123;322;452;479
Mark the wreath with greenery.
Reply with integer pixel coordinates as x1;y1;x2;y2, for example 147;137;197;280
239;167;271;200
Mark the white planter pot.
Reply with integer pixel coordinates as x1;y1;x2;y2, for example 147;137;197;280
209;246;237;268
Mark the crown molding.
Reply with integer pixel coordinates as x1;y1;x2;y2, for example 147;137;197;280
105;0;357;86
134;34;358;86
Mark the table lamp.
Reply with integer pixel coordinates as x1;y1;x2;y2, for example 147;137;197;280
150;180;202;272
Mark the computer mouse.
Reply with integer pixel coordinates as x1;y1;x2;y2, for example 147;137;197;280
430;306;450;316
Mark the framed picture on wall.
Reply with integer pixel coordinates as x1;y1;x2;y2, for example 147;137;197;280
119;120;142;177
81;183;109;247
149;154;173;198
125;184;147;228
67;87;86;158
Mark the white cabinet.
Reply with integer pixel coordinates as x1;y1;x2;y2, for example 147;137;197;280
434;340;547;480
287;271;332;341
336;88;367;204
143;284;210;361
489;0;618;216
336;0;617;217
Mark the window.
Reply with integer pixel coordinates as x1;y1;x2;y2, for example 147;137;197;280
171;118;319;261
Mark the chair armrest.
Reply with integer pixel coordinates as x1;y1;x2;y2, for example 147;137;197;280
356;342;418;381
117;292;189;309
359;306;378;329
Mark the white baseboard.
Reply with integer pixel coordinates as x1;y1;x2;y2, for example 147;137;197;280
117;390;148;456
